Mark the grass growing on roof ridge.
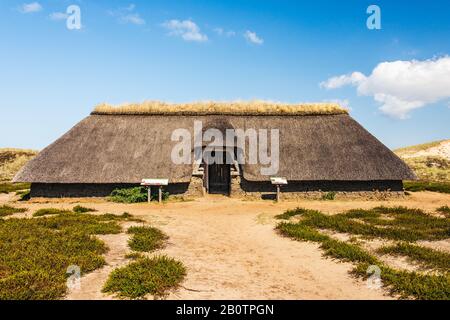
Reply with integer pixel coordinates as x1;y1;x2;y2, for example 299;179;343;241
127;226;168;252
102;255;186;299
275;207;450;300
93;100;348;116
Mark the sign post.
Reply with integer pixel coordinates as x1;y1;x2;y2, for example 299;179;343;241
270;177;288;202
141;179;169;203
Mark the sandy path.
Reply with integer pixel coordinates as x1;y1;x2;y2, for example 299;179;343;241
2;192;449;300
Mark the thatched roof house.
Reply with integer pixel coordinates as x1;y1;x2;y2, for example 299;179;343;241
14;101;416;198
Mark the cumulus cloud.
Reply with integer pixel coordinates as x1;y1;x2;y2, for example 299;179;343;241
108;4;145;25
244;30;263;45
19;2;42;13
214;27;235;37
323;99;351;110
162;19;208;42
320;56;450;119
49;12;68;20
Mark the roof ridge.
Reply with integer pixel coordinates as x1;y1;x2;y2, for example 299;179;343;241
92;101;349;116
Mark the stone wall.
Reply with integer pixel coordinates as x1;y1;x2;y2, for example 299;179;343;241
30;179;405;200
236;179;405;200
30;183;189;198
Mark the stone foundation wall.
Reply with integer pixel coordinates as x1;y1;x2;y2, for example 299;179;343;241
30;183;189;198
30;179;405;200
235;179;405;200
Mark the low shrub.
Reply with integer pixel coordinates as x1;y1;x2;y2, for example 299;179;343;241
127;226;168;252
73;205;97;213
436;205;450;217
15;190;30;201
377;243;450;271
404;181;450;194
109;187;148;203
102;255;186;299
0;213;128;299
321;192;336;200
109;187;169;203
33;208;71;217
0;205;27;217
275;207;450;299
0;183;30;194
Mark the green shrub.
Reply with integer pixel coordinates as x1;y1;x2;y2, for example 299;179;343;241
73;205;97;213
0;183;30;194
0;213;128;299
15;190;30;201
151;191;170;202
0;205;27;217
125;252;145;260
33;208;71;217
102;255;186;299
377;243;450;271
127;226;168;252
436;206;450;217
109;187;148;203
109;187;170;203
275;207;450;299
404;181;450;194
321;192;336;200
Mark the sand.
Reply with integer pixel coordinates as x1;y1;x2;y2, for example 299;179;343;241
2;192;449;300
401;140;450;160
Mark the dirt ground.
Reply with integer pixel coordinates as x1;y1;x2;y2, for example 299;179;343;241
1;191;449;300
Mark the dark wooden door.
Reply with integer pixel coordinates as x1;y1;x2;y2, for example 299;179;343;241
208;152;230;194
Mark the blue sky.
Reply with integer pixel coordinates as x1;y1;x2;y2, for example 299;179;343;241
0;0;449;150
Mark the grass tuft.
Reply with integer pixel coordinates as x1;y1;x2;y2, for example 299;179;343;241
0;213;129;299
127;226;168;252
436;206;450;217
404;181;450;194
0;205;27;217
321;192;336;200
33;208;72;217
377;243;450;271
275;207;450;300
102;255;186;299
0;183;30;194
73;205;97;213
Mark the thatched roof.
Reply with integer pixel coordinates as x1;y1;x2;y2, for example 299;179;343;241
14;111;416;184
93;101;348;116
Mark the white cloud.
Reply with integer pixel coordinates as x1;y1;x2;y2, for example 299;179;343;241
320;72;366;90
320;56;450;119
323;99;351;110
214;27;235;37
19;2;42;13
49;12;68;21
244;30;263;45
162;19;208;42
108;4;145;25
120;14;145;25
